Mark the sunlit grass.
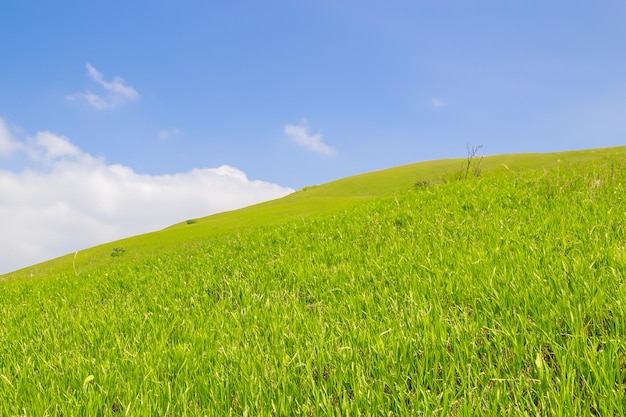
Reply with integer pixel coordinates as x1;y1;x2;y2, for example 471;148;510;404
1;146;625;415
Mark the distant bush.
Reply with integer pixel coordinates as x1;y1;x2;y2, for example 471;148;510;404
110;247;126;257
413;179;433;188
186;219;198;225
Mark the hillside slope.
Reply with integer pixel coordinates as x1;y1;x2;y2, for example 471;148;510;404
1;146;625;415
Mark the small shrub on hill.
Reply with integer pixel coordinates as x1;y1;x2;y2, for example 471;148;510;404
110;247;126;257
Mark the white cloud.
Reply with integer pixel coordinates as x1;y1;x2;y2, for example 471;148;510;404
30;131;86;162
158;128;182;141
0;118;294;274
284;119;336;156
0;118;22;156
67;63;140;110
431;97;448;108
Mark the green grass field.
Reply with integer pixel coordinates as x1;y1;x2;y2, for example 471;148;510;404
1;146;625;415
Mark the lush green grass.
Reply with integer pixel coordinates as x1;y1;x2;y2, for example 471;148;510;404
1;146;625;415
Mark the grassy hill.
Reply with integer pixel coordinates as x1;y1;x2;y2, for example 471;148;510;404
1;146;625;415
4;146;619;280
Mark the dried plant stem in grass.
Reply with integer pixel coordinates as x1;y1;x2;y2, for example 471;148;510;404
462;143;484;179
73;250;79;276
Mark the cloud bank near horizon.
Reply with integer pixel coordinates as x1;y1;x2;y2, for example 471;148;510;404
0;118;294;274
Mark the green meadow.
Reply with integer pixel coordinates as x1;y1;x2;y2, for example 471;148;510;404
1;146;626;416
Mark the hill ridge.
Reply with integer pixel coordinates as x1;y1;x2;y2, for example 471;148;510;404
3;145;625;279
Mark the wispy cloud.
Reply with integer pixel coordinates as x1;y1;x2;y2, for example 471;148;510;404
284;119;336;156
67;63;140;110
431;97;448;108
158;128;182;141
0;117;294;274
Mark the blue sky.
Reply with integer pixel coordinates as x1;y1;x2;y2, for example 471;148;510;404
1;0;625;273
